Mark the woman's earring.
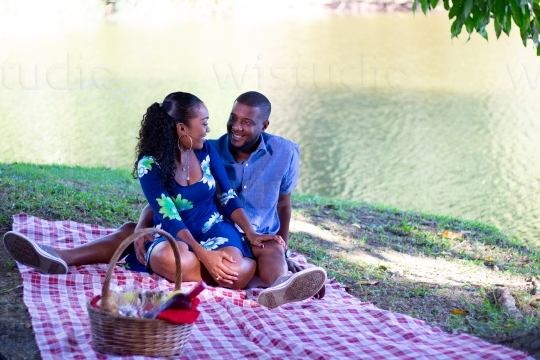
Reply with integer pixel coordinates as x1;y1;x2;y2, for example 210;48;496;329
178;134;193;151
178;135;186;151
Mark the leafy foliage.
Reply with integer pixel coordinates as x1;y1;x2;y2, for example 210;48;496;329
414;0;540;54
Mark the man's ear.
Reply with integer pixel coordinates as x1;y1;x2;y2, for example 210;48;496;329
262;120;269;132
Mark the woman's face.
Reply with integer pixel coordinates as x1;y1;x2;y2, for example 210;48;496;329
178;103;210;150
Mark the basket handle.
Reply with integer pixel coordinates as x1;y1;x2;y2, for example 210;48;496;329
100;228;182;308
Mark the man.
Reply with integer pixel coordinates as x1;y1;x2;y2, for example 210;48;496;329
209;91;326;305
3;91;325;308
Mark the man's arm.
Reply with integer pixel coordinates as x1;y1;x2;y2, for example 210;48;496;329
276;193;304;273
276;193;292;245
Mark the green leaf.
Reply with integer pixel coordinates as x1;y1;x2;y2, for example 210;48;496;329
520;25;528;46
465;16;475;34
451;18;464;37
494;17;503;38
478;23;489;40
532;22;539;47
533;2;540;18
420;0;429;13
430;0;439;9
493;0;507;28
449;0;463;18
463;0;474;18
471;5;481;29
504;13;513;36
509;0;524;29
412;0;418;12
523;5;532;30
443;0;450;10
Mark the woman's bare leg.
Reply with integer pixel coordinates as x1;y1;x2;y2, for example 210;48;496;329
213;246;256;289
149;241;203;283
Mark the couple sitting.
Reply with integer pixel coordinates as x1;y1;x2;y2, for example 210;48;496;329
3;91;326;309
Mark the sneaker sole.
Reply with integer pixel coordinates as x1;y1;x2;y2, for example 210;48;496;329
257;267;326;309
3;232;68;274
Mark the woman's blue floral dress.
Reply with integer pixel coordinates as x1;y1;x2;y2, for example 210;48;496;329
125;141;253;272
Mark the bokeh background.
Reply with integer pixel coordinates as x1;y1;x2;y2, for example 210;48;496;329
1;0;540;247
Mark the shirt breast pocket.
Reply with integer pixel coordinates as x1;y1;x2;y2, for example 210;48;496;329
252;180;281;210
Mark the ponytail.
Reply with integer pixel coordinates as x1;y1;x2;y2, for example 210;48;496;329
133;102;178;192
133;92;203;193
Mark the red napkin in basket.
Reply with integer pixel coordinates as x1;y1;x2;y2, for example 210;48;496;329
156;297;201;324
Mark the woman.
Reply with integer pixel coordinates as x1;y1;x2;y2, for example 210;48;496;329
124;92;284;289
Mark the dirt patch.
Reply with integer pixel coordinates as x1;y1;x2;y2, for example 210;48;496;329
0;231;40;360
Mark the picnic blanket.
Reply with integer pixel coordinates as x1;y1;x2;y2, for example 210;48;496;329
11;214;532;360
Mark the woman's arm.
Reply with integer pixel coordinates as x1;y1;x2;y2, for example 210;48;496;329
134;204;155;264
230;208;285;249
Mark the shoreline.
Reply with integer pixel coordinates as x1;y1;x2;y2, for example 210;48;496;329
0;162;539;359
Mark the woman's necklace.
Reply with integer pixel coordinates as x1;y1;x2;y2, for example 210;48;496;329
180;149;190;181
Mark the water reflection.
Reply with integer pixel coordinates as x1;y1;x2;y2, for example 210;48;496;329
1;8;540;247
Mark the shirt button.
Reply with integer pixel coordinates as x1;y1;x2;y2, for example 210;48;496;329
245;163;248;167
243;185;247;189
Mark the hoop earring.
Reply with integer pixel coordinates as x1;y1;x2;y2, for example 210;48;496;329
177;135;193;151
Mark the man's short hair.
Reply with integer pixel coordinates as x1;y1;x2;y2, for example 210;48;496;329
235;91;271;120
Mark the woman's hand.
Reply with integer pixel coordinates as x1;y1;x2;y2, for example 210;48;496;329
196;249;239;285
245;233;285;249
134;232;156;265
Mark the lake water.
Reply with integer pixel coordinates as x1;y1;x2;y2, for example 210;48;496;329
1;3;540;248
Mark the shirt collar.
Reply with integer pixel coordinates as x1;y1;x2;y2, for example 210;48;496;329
223;133;268;164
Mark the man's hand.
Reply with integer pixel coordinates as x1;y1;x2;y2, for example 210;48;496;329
286;258;305;273
134;232;156;265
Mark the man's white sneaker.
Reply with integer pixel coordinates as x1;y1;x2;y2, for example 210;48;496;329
257;266;326;309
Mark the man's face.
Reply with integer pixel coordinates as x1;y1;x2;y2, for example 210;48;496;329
227;102;268;153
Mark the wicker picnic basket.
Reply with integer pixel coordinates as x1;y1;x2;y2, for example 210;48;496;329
87;228;193;357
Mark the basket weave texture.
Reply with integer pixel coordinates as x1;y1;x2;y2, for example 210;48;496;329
87;228;193;357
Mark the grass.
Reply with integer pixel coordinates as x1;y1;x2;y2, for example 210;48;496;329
290;194;540;346
1;162;539;350
292;193;540;278
0;163;145;231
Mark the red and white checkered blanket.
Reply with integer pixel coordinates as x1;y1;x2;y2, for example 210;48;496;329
11;214;531;360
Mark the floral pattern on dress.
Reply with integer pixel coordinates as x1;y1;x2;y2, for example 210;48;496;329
156;193;181;221
152;223;163;238
201;212;223;233
200;237;229;250
173;194;193;212
200;155;216;189
217;189;237;207
138;156;155;178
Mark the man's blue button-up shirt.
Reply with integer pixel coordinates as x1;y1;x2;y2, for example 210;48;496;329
208;132;300;235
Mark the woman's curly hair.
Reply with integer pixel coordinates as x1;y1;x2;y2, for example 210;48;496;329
133;92;202;193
